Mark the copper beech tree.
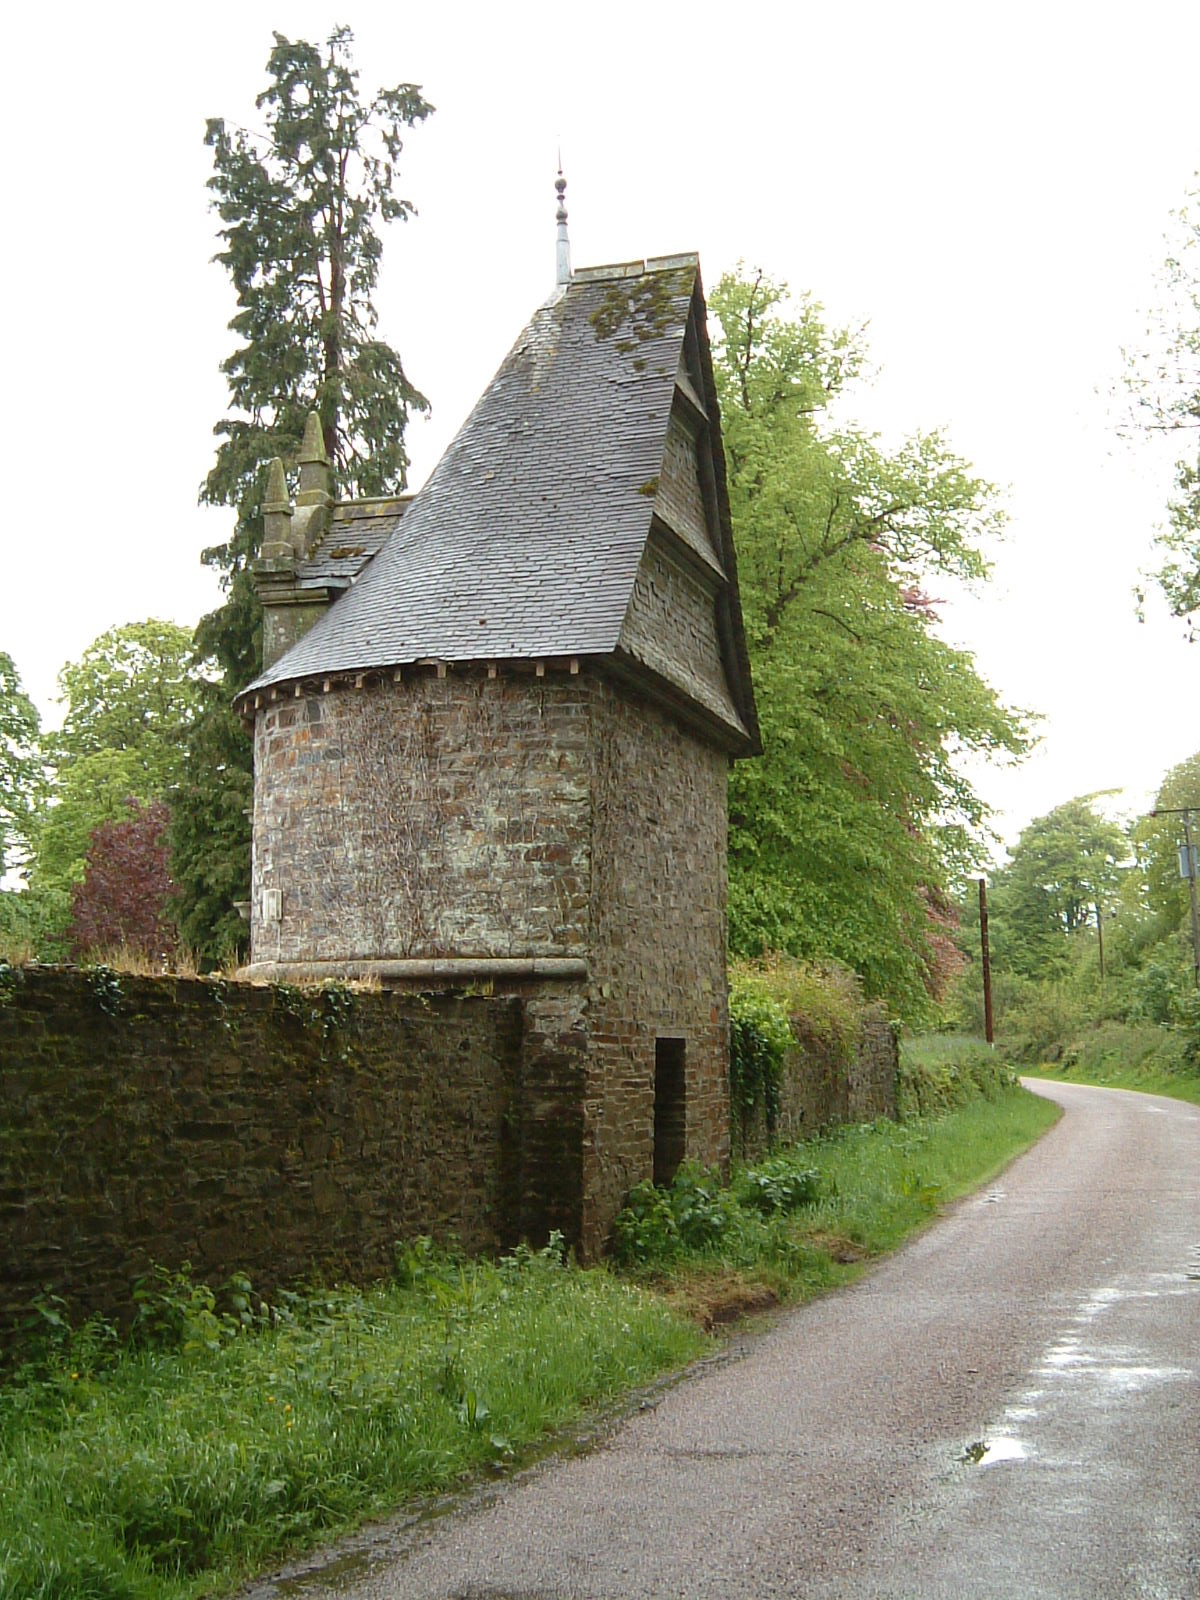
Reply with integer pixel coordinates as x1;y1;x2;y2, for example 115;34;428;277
68;799;178;963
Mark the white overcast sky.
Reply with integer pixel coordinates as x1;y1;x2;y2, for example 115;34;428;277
3;0;1199;856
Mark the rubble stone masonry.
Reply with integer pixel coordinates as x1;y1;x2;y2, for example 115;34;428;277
252;672;591;966
734;1008;899;1162
584;677;730;1253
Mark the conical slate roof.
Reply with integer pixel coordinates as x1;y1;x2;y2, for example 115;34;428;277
241;254;759;754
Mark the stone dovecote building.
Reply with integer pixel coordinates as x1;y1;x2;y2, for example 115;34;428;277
236;235;760;1254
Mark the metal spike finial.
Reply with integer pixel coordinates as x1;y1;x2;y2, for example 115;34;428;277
555;159;571;286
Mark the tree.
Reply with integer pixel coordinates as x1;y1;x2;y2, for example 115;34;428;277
1123;181;1200;628
0;651;47;954
170;706;254;962
197;25;433;667
68;799;176;961
173;27;433;962
203;26;432;525
711;270;1029;1018
988;797;1131;979
0;651;43;879
23;623;203;953
45;620;207;785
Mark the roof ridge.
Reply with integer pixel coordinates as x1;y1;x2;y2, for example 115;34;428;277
571;252;698;283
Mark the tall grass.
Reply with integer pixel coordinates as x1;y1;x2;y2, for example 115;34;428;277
804;1085;1059;1253
0;1244;703;1600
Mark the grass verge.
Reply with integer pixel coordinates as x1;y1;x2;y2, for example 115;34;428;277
1024;1019;1200;1106
617;1080;1059;1320
0;1085;1058;1600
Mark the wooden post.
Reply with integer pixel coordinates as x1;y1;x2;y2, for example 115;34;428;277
979;877;995;1045
1183;810;1200;991
1096;902;1105;983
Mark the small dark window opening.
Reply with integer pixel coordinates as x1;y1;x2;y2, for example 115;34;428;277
653;1037;687;1187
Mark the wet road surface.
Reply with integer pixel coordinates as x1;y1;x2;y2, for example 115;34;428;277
250;1080;1200;1599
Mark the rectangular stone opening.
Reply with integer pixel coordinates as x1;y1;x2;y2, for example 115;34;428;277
653;1036;687;1187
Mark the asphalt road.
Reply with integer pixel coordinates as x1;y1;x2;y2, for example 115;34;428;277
257;1080;1200;1599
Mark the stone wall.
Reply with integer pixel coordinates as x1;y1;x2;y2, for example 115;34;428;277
735;1007;898;1161
584;678;731;1253
0;968;533;1338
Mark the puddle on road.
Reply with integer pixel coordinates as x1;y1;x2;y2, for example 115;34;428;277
1094;1362;1190;1395
1041;1339;1094;1371
270;1550;373;1595
1003;1403;1039;1423
962;1435;1030;1467
957;1263;1196;1482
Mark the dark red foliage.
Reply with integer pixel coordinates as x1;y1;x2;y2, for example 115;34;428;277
69;799;178;961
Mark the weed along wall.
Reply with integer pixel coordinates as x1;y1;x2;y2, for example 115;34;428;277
735;1007;898;1161
0;966;585;1339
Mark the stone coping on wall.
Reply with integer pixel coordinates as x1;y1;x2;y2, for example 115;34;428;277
237;956;590;983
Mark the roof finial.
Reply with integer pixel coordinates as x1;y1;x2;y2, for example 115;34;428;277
555;157;571;287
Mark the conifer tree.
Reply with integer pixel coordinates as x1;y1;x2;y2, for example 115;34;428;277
174;28;433;961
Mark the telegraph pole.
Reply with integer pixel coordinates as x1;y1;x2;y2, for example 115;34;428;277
1184;810;1200;991
1151;807;1200;990
979;877;995;1044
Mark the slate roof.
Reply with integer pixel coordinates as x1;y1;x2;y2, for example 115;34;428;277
241;254;760;754
293;498;411;592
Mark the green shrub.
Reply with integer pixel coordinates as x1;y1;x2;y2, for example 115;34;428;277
1126;959;1186;1026
729;955;871;1142
1057;1020;1192;1081
612;1152;825;1270
733;1158;820;1215
944;967;1036;1039
998;984;1087;1064
612;1164;736;1265
1179;990;1200;1068
729;971;792;1129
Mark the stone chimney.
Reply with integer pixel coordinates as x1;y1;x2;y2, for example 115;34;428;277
293;412;333;558
297;414;332;505
260;458;294;560
252;418;338;673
